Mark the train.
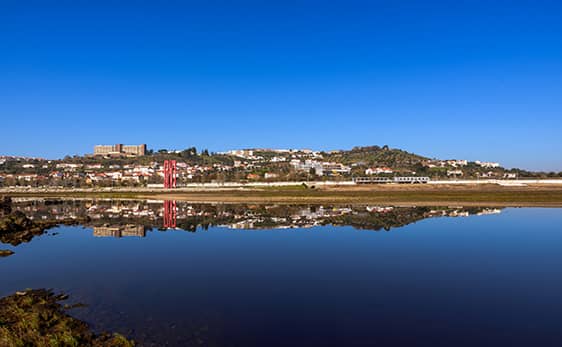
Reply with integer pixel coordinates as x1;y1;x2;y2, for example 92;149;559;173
353;176;430;184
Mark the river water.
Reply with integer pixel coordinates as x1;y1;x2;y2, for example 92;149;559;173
1;199;562;346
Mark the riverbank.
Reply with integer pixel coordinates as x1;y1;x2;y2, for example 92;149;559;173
4;184;562;206
146;184;562;206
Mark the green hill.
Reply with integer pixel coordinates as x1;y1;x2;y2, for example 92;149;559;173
324;145;428;168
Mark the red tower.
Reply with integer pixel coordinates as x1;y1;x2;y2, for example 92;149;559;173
163;160;177;188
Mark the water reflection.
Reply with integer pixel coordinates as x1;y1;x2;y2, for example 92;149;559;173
163;200;177;229
3;200;562;347
6;198;502;240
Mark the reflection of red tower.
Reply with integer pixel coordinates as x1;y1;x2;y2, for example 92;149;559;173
164;160;177;188
163;200;177;228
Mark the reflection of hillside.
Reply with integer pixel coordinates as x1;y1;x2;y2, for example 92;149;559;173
324;207;433;231
5;199;504;239
321;207;499;231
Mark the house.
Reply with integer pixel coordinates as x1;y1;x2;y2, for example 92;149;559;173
270;156;287;163
86;164;103;169
475;161;500;168
446;160;468;167
227;149;255;159
87;173;108;182
17;174;38;181
121;174;141;182
365;167;393;175
292;160;324;176
366;206;394;213
55;163;82;171
321;162;351;175
105;171;123;180
479;171;497;178
447;170;463;176
132;166;153;175
49;171;63;179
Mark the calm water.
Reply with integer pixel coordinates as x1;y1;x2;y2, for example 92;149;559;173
2;200;562;346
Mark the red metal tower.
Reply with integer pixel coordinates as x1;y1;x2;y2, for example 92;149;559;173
163;160;177;188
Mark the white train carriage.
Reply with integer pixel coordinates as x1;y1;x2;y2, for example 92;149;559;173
353;176;430;184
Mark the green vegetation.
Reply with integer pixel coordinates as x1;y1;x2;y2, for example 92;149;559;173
0;289;134;347
324;145;427;168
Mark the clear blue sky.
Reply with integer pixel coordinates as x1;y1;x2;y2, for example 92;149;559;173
1;1;561;171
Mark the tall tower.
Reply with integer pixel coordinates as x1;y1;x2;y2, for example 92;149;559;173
163;160;177;188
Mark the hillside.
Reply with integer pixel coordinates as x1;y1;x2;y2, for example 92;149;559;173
1;145;561;187
324;145;428;168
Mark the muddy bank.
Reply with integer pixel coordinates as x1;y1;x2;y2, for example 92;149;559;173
5;185;562;206
0;289;134;346
143;187;562;206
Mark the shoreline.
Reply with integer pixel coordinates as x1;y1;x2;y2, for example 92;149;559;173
0;289;134;346
3;184;562;207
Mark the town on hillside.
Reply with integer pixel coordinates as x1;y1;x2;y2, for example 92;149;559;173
0;143;558;188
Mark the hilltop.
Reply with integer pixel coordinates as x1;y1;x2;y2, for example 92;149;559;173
323;145;428;167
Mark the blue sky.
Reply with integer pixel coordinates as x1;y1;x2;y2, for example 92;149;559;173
1;1;561;171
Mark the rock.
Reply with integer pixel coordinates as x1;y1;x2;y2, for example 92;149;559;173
0;289;136;346
0;249;14;257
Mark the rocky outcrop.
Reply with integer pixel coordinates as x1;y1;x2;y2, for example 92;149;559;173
0;209;86;246
0;289;135;346
0;249;14;257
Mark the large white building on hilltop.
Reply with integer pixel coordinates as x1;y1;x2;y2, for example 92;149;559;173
94;144;146;156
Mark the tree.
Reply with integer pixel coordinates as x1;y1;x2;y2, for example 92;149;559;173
180;147;197;158
309;167;317;177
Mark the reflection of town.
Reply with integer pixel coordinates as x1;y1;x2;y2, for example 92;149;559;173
10;199;502;237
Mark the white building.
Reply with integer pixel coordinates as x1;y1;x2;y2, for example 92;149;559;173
446;160;468;167
321;162;351;175
55;163;82;171
292;160;324;175
365;167;394;175
447;169;463;176
475;161;500;168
